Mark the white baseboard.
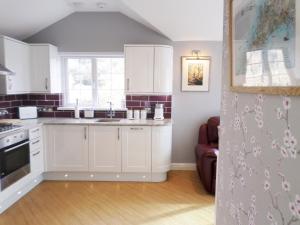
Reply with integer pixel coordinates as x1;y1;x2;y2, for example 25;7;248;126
171;163;196;171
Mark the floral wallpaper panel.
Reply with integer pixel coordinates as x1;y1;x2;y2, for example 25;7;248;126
216;1;300;225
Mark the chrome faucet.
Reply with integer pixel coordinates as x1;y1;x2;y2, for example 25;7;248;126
0;109;9;116
107;102;115;119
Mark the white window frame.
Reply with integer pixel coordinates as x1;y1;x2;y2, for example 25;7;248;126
60;52;126;110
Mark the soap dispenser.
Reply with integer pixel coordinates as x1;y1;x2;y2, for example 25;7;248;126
75;99;80;119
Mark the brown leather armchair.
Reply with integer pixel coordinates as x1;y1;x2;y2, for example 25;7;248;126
195;116;220;194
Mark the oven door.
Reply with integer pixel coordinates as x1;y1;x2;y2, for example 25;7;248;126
0;140;30;191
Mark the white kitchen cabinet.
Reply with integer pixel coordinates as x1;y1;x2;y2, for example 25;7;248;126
125;46;154;93
30;146;44;176
89;126;121;172
30;126;44;177
30;44;61;93
0;36;31;94
154;46;173;93
121;126;151;173
45;125;89;172
125;45;173;94
152;126;172;173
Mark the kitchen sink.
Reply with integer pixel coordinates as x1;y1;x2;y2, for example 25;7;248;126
96;118;121;122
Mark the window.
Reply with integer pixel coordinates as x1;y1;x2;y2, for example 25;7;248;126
62;55;125;109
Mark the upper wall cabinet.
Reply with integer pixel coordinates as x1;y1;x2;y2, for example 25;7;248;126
30;44;61;93
125;45;173;94
0;36;31;94
153;46;173;93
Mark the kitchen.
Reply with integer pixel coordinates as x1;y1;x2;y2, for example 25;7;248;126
0;1;223;224
0;35;173;212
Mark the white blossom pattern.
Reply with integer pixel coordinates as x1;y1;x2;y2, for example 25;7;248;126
216;2;300;225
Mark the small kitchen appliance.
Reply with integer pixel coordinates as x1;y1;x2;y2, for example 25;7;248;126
18;106;37;119
154;104;164;120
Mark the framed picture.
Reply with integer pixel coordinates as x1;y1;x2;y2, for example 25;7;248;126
181;56;211;92
230;0;300;95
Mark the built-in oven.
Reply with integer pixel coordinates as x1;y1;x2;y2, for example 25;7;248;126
0;130;30;191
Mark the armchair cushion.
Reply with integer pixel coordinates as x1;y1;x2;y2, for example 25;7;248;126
195;116;219;194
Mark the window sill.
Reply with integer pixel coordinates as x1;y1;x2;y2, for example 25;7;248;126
57;107;128;111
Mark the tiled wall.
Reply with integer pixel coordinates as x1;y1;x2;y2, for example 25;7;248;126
0;94;172;119
0;94;63;119
126;95;172;119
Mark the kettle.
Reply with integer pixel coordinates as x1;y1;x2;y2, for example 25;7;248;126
154;104;164;120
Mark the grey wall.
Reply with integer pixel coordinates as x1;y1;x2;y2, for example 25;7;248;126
25;12;171;52
25;12;223;164
216;1;300;224
172;41;222;163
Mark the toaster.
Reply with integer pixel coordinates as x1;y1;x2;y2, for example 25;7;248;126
18;106;38;119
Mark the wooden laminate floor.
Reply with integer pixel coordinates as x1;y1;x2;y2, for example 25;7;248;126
0;171;215;225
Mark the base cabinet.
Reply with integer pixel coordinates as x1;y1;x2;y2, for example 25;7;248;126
45;125;89;172
121;126;152;173
43;124;171;181
89;126;121;172
152;126;172;172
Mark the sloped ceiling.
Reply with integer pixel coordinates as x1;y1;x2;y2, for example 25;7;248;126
121;0;224;41
0;0;223;41
0;0;73;40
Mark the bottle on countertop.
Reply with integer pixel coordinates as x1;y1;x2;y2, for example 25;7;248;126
75;99;80;119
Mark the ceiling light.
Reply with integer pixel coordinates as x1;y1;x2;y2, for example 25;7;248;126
97;2;107;9
70;2;84;8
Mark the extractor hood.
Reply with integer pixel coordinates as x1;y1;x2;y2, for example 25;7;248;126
0;64;15;75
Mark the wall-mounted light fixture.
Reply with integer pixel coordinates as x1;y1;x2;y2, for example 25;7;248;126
192;50;202;59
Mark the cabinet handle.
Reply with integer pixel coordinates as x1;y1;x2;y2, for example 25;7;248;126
126;78;130;91
84;127;87;140
118;128;120;140
45;78;48;91
130;127;143;130
31;128;40;133
32;140;40;145
33;151;40;157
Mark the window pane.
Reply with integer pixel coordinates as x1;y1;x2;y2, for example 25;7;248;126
97;58;111;74
111;58;124;74
97;74;112;90
111;74;124;90
64;56;125;109
67;58;93;106
96;58;125;108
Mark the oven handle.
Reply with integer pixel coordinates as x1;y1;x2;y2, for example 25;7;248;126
4;141;30;153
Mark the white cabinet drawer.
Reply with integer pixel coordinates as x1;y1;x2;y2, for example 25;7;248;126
30;149;44;175
29;127;41;140
30;138;42;152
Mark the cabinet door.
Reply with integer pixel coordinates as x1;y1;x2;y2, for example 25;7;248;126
30;45;61;93
125;46;154;93
30;148;44;176
154;47;173;93
2;39;31;94
122;126;151;172
152;126;172;173
30;45;50;93
89;126;121;172
46;125;89;171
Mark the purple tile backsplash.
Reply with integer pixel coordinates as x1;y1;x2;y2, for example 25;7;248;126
126;95;172;119
0;94;172;119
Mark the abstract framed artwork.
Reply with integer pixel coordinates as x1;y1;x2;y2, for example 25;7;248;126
181;56;211;92
229;0;300;95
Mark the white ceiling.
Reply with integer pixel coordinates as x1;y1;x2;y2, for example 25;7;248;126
121;0;224;41
0;0;223;41
0;0;73;40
